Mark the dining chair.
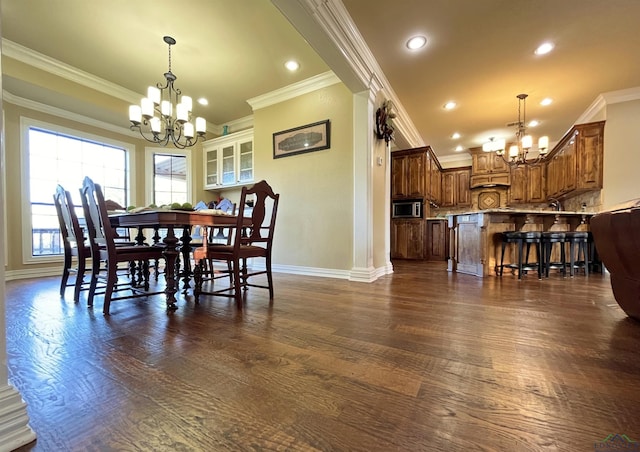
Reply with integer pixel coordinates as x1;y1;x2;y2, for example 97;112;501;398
79;176;167;315
193;180;279;308
53;184;93;302
189;202;237;283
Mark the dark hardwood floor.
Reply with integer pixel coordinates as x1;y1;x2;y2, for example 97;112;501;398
6;261;640;451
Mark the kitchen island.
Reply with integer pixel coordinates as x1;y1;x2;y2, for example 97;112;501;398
447;209;594;277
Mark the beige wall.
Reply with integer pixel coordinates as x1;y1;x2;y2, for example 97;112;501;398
250;83;354;270
602;99;640;208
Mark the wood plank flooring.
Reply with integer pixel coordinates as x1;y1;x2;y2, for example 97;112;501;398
6;261;640;451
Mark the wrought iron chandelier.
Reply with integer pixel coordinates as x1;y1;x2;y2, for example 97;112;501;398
484;94;549;166
128;36;206;149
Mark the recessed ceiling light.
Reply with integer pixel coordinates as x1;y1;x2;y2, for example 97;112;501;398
528;120;540;127
443;101;457;110
197;98;208;106
535;42;554;55
540;97;553;106
406;35;427;50
285;60;300;71
451;132;461;139
455;145;464;152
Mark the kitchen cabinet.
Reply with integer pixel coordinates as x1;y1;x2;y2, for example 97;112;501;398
391;146;444;203
545;121;604;199
426;219;448;260
391;219;425;259
391;218;449;261
508;163;546;204
469;148;510;188
203;129;254;189
391;148;427;199
576;121;604;190
441;167;471;208
429;150;442;206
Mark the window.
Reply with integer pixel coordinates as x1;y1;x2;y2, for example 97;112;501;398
145;148;191;207
22;118;131;261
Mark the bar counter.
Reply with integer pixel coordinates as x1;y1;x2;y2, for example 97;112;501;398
447;209;595;277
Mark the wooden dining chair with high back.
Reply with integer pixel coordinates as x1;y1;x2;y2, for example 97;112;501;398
53;184;93;302
79;176;167;315
193;180;279;309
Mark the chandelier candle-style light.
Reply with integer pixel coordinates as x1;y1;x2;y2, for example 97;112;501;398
484;94;549;167
129;36;206;149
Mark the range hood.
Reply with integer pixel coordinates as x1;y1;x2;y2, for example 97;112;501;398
469;174;511;189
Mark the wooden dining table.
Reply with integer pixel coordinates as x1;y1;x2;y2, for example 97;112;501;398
110;209;238;310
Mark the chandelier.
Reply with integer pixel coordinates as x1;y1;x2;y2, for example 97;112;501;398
128;36;206;149
484;94;549;166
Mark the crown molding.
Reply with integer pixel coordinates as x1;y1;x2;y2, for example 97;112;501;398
601;85;640;104
2;38;140;104
247;71;340;110
3;90;137;138
576;86;640;124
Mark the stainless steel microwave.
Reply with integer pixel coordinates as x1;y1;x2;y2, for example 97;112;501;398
392;200;422;218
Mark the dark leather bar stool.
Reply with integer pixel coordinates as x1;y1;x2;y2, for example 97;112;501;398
565;231;590;276
541;231;567;277
498;231;542;279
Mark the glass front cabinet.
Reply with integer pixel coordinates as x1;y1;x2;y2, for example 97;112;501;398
203;128;254;189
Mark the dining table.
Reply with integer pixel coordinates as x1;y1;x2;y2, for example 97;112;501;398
110;209;238;311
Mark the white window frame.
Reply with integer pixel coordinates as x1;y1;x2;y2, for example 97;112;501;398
20;117;135;264
144;146;192;207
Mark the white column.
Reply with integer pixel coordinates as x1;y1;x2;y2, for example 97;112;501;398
384;139;393;272
349;90;376;281
0;12;37;448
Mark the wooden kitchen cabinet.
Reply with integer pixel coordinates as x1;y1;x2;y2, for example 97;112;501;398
391;149;426;199
545;121;604;199
391;219;425;259
426;219;448;260
508;163;546;204
442;167;471;207
469;148;510;188
576;121;605;190
429;150;442;206
391;218;448;260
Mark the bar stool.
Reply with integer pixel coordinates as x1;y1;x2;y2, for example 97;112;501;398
565;231;590;276
498;231;542;279
587;231;603;273
541;231;567;277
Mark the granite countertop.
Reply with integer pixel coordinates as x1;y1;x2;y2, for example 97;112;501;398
448;208;597;216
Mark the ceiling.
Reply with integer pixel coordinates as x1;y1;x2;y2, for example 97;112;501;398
3;0;640;161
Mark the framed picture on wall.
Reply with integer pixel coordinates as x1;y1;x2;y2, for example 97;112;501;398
273;119;331;159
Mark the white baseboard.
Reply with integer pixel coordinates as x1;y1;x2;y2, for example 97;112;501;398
5;262;393;283
5;267;60;281
0;386;36;452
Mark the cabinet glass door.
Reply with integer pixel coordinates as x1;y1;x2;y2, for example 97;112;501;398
205;149;218;186
238;140;253;183
221;145;236;185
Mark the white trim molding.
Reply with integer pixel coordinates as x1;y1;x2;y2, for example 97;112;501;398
2;39;139;105
0;385;36;450
3;91;135;138
576;86;640;124
247;71;341;110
